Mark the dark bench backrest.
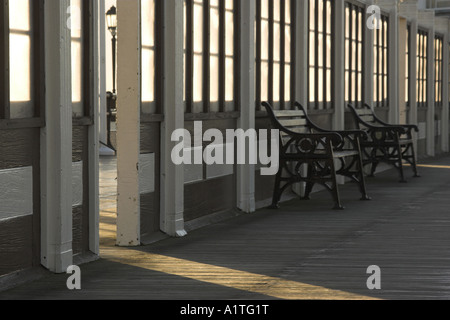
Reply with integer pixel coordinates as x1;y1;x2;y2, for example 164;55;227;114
348;104;377;129
262;102;310;143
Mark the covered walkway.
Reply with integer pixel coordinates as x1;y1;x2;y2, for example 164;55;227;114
1;154;450;300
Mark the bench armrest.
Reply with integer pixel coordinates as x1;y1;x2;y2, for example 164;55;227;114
280;131;343;156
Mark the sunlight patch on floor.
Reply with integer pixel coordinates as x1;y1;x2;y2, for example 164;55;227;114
101;247;378;300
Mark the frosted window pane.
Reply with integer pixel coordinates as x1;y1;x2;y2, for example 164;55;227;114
9;0;30;31
225;0;233;10
225;58;234;101
274;0;280;22
285;0;291;24
193;4;203;53
285;65;290;102
225;11;234;56
210;7;219;54
261;62;269;101
210;56;219;102
273;63;280;102
261;21;269;60
142;0;155;47
142;49;155;102
285;26;291;63
262;0;269;19
193;54;203;102
71;40;83;103
10;34;31;102
274;23;280;62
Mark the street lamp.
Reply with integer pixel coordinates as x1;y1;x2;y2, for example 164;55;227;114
105;5;117;152
106;5;117;94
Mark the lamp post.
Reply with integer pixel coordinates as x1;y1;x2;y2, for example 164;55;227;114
106;5;117;152
106;5;117;94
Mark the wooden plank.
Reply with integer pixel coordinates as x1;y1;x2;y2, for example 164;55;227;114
0;215;33;277
278;118;307;128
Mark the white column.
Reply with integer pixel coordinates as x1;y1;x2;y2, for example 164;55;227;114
294;0;308;107
41;0;73;273
160;0;187;237
237;0;256;213
364;0;374;109
89;0;100;255
389;6;399;124
116;0;141;246
333;0;345;131
409;19;418;141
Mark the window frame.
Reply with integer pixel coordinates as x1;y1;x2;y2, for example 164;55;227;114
140;0;165;123
417;28;428;109
0;0;45;129
373;11;389;109
434;33;444;109
344;0;365;109
72;0;95;125
184;0;240;120
307;0;335;112
255;0;296;112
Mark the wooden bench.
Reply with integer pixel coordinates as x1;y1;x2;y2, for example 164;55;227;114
347;103;420;182
262;101;371;210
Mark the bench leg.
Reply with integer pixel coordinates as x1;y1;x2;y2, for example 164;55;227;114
329;160;344;210
269;167;283;209
303;164;314;200
356;154;371;201
396;145;407;183
409;143;420;178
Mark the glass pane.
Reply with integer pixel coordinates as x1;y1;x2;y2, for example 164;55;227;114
9;0;30;31
285;64;290;102
142;0;155;47
225;0;233;10
193;3;203;53
309;67;315;102
210;6;219;55
261;61;269;101
193;54;203;102
285;0;291;24
10;34;31;102
261;0;269;19
285;25;291;63
274;0;281;22
261;21;269;60
273;62;280;102
142;49;155;102
225;57;234;101
210;55;219;102
225;11;234;56
274;22;280;62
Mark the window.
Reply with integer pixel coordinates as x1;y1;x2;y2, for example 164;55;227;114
344;1;364;109
417;28;428;109
373;13;388;108
184;0;237;115
256;0;295;111
308;0;334;111
434;34;443;109
70;0;84;118
1;0;44;121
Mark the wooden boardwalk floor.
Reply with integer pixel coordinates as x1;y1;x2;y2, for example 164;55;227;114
1;154;450;300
